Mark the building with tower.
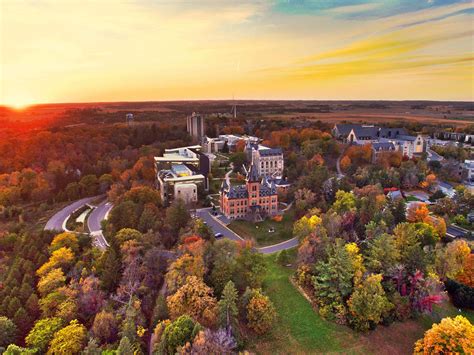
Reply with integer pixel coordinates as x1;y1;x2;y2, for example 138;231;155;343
187;112;205;141
219;163;278;221
245;142;284;178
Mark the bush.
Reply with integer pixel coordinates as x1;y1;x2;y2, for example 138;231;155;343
445;279;474;309
276;250;291;266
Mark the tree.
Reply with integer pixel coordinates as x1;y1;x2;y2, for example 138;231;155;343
36;247;75;278
333;190;356;213
457;254;474;287
82;338;101;355
167;276;218;328
185;329;237;354
406;202;429;223
246;290;276;335
160;315;199;355
311;240;358;322
165;198;190;235
0;316;17;348
414;316;474;354
364;233;400;274
25;317;63;353
235;246;267;290
218;281;239;332
116;336;134;354
293;214;322;240
49;232;79;253
3;344;36;354
114;228;142;246
91;311;118;345
340;156;351;171
47;319;87;354
165;254;205;294
347;274;393;331
435;239;471;280
37;268;66;296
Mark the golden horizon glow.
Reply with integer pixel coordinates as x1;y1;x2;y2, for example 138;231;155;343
1;1;473;105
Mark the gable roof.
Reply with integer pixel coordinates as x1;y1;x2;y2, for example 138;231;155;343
351;126;379;139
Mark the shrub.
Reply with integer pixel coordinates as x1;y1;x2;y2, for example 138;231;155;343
445;279;474;309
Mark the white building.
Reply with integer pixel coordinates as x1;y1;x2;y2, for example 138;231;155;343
187;112;205;141
250;146;284;178
155;145;210;205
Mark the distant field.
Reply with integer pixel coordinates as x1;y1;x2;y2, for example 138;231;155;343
267;112;474;127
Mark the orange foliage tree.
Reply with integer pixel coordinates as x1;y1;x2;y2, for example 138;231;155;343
457;254;474;287
340;156;351;171
414;316;474;354
406;203;429;223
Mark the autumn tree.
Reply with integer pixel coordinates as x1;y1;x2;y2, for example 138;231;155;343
159;315;200;355
340;155;351;171
184;329;237;354
91;310;118;345
165;254;205;294
293;214;322;240
406;202;429;223
47;319;87;354
435;239;471;280
333;190;356;213
49;232;79;253
414;316;474;354
25;317;63;353
0;316;17;348
456;254;474;287
347;274;393;331
245;289;276;335
167;276;218;328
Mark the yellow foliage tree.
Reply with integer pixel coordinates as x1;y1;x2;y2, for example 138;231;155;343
293;214;322;240
37;247;75;277
167;276;218;328
413;316;474;354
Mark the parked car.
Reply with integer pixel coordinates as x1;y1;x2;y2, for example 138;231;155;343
268;227;275;233
214;233;224;239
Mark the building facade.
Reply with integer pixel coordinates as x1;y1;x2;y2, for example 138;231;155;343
187;112;205;141
155;145;210;205
220;164;278;220
333;124;426;158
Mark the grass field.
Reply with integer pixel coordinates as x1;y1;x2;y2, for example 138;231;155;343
246;249;474;354
228;209;294;247
246;250;364;354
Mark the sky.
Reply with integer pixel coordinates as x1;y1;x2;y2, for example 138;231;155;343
0;0;473;107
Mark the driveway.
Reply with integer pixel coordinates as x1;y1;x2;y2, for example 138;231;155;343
195;208;298;254
44;196;98;231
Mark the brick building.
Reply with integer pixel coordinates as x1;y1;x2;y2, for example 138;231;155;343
219;163;278;220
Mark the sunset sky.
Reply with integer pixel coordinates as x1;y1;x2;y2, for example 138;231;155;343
1;0;473;107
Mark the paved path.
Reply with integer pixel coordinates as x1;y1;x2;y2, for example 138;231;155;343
196;208;298;254
336;147;347;179
88;200;113;250
44;196;97;231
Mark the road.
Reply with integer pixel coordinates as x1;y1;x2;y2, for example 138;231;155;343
88;200;113;249
195;208;299;254
44;196;97;231
427;148;444;162
446;225;470;239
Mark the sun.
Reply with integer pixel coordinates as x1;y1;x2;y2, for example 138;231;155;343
3;95;36;110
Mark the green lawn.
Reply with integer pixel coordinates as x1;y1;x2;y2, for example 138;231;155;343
228;209;294;247
246;251;474;355
405;195;421;202
246;250;364;354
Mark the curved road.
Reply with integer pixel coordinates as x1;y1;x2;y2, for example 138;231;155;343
87;200;113;249
196;208;298;254
44;196;97;231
